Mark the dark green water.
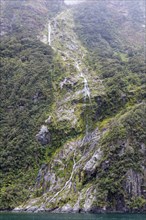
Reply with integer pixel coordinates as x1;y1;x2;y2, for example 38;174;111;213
0;213;146;220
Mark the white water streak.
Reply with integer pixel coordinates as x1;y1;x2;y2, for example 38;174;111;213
75;61;90;100
48;150;77;203
48;22;51;46
47;130;97;204
82;76;90;100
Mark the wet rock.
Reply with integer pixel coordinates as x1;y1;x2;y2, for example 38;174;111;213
126;169;143;197
83;187;96;212
27;206;38;212
13;206;24;212
61;204;73;213
34;207;45;213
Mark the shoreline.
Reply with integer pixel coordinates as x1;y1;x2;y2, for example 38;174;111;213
1;209;146;214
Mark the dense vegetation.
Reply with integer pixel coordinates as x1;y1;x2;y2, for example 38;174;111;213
73;0;146;210
73;0;145;120
1;0;64;39
0;0;65;209
0;33;64;209
0;0;145;211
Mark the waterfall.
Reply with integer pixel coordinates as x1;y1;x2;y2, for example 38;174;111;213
75;62;90;99
80;72;83;77
82;75;91;101
75;62;90;100
81;75;91;134
43;15;93;206
47;149;77;204
48;22;51;46
75;62;91;134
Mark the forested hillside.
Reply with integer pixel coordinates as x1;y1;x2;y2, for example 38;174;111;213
0;0;65;209
0;0;146;212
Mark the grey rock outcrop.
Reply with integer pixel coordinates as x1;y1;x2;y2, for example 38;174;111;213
83;149;102;175
36;125;50;145
126;169;144;197
61;204;73;213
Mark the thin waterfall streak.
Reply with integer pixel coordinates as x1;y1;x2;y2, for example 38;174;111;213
47;149;77;203
75;61;91;134
48;22;51;46
83;77;90;99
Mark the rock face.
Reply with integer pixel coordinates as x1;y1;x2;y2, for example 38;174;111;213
61;204;73;213
83;149;102;175
36;125;50;145
126;169;144;197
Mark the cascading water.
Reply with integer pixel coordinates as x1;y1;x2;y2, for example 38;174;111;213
76;62;91;134
82;75;91;101
45;61;92;204
75;62;91;101
48;22;51;46
82;75;91;134
44;21;92;205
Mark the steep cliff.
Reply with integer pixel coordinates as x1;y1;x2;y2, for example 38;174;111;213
0;0;146;212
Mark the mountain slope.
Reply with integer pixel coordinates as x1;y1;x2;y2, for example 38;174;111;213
0;0;146;212
0;0;65;209
0;0;64;37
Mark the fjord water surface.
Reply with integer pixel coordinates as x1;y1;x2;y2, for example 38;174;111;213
0;213;146;220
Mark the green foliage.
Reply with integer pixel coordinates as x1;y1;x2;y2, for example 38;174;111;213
1;0;64;39
0;0;145;211
0;34;66;209
73;0;145;123
96;103;146;210
128;197;146;210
